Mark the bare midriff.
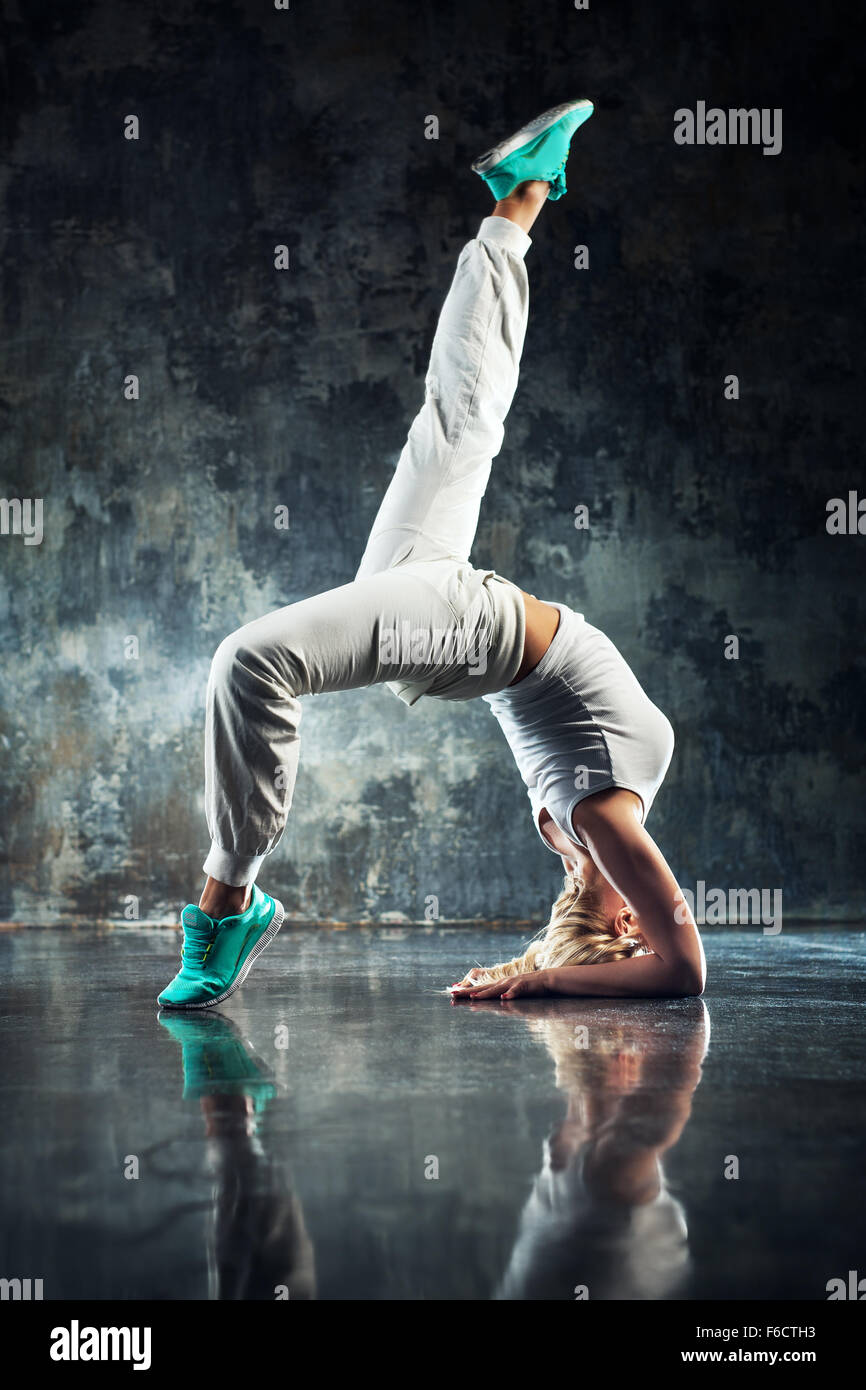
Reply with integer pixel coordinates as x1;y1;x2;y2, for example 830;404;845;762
509;590;561;685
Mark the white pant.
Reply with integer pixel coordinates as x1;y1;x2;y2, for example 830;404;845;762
203;215;532;886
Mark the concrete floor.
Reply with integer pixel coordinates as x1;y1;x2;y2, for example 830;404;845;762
1;925;864;1301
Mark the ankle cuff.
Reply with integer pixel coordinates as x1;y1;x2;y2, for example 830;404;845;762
476;214;533;260
202;842;266;888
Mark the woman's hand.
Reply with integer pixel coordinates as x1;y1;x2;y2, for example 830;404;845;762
453;967;486;988
449;969;552;1001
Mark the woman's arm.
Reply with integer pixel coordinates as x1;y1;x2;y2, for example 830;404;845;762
463;948;702;1001
546;949;702;998
565;789;706;996
458;790;705;1001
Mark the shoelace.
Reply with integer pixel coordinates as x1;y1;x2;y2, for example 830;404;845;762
181;920;216;970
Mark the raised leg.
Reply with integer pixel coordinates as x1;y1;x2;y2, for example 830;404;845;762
355;183;549;579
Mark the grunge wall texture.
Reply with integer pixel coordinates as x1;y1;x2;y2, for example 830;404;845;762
1;0;862;924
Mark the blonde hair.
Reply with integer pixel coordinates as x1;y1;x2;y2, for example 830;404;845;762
460;873;645;987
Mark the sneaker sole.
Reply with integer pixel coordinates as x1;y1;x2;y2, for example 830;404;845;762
471;98;594;174
159;898;285;1010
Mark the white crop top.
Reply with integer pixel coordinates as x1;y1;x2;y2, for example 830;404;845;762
483;602;675;853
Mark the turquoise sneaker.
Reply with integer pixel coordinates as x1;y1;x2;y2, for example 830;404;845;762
471;98;594;202
157;884;284;1009
158;1012;278;1113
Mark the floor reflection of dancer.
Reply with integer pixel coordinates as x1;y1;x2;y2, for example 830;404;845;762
483;998;710;1301
159;1012;315;1299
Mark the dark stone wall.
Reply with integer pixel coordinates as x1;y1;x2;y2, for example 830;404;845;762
1;0;862;923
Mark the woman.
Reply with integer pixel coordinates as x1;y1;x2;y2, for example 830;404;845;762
158;98;706;1010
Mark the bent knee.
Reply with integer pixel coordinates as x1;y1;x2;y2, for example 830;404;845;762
212;626;252;677
210;625;288;694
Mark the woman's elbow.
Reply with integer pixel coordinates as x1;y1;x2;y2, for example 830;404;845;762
671;959;706;997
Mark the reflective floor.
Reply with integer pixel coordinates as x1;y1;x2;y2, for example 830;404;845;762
1;926;864;1300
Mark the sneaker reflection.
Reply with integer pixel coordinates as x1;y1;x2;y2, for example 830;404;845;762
158;1011;315;1300
470;996;710;1300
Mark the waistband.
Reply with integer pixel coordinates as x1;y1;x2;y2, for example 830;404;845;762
387;569;526;706
426;573;526;702
484;600;583;707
